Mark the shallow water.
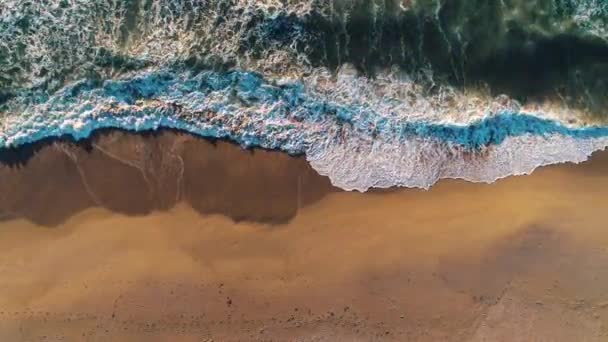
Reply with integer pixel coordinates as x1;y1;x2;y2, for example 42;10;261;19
0;131;607;341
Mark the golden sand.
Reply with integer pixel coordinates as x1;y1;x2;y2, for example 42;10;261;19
0;131;608;341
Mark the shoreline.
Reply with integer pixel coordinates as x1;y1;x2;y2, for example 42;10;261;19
3;126;608;194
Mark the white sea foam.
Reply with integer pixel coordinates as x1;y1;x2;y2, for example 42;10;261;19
307;133;608;191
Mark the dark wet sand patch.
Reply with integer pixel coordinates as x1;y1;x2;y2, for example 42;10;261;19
0;129;335;225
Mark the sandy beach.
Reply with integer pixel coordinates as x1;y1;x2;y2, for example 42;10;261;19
0;130;608;341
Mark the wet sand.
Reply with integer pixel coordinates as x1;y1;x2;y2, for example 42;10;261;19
1;130;608;341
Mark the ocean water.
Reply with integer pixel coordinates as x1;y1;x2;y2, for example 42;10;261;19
1;0;608;190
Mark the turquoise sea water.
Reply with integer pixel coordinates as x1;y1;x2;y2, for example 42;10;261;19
3;70;608;152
